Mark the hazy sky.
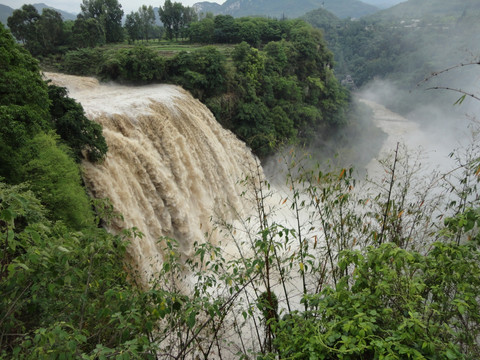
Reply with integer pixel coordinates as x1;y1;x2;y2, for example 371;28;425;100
0;0;224;14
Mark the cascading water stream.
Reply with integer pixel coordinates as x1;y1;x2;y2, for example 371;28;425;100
45;73;260;282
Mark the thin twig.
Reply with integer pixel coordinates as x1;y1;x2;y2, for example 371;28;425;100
417;61;480;87
425;86;480;102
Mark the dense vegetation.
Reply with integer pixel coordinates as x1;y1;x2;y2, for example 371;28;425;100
302;2;480;114
6;2;351;158
193;0;379;20
2;0;480;358
0;21;146;357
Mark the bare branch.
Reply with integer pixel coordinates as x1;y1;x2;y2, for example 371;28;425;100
425;86;480;102
417;60;480;87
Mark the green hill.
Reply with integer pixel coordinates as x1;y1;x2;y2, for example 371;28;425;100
301;7;341;29
0;2;77;25
194;0;379;19
32;3;77;21
0;4;13;24
366;0;480;22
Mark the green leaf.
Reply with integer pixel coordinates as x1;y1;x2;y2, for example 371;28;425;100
446;349;457;359
1;208;15;223
57;245;70;253
187;310;196;329
453;94;466;106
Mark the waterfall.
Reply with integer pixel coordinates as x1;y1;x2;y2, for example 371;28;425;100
45;73;260;282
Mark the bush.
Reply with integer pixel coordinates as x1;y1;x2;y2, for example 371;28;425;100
60;48;105;76
22;132;94;229
116;46;166;83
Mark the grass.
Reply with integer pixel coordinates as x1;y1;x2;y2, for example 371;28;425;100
99;39;236;58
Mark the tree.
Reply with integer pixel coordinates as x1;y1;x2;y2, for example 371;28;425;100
80;0;124;43
117;46;166;82
138;5;156;42
187;17;214;43
7;5;41;55
6;4;39;45
158;0;176;40
180;5;197;39
47;85;108;162
125;11;141;43
0;181;155;357
0;23;50;182
159;0;196;40
72;16;106;47
168;46;227;99
7;6;66;56
35;8;64;55
213;15;239;43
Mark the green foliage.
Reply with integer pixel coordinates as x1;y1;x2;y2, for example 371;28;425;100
51;17;349;158
60;47;105;75
2;8;479;358
7;6;66;56
125;5;158;43
47;85;108;162
159;0;197;41
226;33;347;156
6;5;39;50
0;23;50;182
0;24;107;230
213;15;240;44
272;240;480;359
190;15;288;46
125;11;141;43
0;87;478;358
80;0;124;43
0;184;155;357
166;46;228;99
22;133;94;229
71;17;105;48
33;9;64;55
115;46;166;82
188;17;215;43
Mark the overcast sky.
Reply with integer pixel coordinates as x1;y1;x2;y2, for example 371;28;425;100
1;0;223;14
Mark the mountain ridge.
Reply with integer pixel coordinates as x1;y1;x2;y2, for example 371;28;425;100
366;0;480;22
0;2;77;25
0;4;13;24
194;0;379;19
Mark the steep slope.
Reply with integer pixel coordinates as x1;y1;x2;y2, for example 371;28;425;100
301;7;341;30
32;3;77;21
361;0;405;9
193;0;379;19
0;2;77;24
0;4;13;24
193;1;223;16
367;0;480;22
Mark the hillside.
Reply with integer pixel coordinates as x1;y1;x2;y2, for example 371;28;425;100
301;7;341;29
32;3;77;21
366;0;480;22
0;2;77;25
193;1;223;16
193;0;379;19
361;0;404;8
302;0;480;120
0;4;12;24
